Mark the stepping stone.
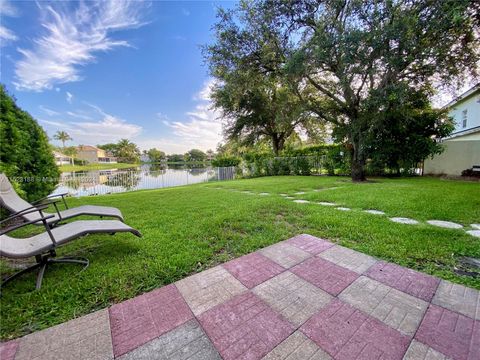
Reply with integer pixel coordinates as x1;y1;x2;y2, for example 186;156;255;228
118;319;221;360
427;220;463;229
242;191;253;194
318;245;377;274
291;257;358;296
279;193;288;196
223;252;285;289
389;217;419;225
366;261;440;302
263;331;332;360
260;242;311;269
176;266;247;316
294;191;306;195
364;209;385;215
198;292;294;360
467;230;480;238
285;196;294;199
403;340;451;360
259;192;270;196
286;234;334;255
300;299;410;360
293;199;309;204
253;271;332;327
472;224;480;230
317;202;336;206
16;309;114;360
415;304;480;360
432;279;480;319
336;207;351;211
339;276;428;336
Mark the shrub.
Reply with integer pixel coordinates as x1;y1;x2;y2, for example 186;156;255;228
212;155;241;167
0;85;59;202
461;168;480;178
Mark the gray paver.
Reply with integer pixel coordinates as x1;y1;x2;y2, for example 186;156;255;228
471;224;480;230
118;319;221;360
466;230;480;238
318;245;377;274
262;331;332;360
293;199;309;204
403;340;451;360
390;217;419;225
364;209;385;215
335;207;350;211
260;242;311;268
339;276;428;336
253;271;332;327
176;266;247;316
15;309;113;360
432;279;480;319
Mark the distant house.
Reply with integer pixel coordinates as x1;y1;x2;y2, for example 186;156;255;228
424;84;480;176
76;145;117;164
53;151;72;165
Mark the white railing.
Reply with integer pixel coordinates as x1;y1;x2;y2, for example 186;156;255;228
53;166;237;197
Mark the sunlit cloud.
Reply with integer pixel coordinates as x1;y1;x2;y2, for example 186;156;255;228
66;91;73;103
14;0;149;91
39;105;60;116
0;0;18;45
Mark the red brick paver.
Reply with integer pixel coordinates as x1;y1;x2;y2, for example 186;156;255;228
0;340;18;360
291;257;358;296
109;284;193;357
286;234;334;255
223;252;285;288
366;261;440;302
198;292;294;360
301;299;410;360
415;304;480;360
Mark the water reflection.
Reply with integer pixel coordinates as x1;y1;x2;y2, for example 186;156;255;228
52;164;235;197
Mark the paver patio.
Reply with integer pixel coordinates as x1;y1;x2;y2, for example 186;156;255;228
1;233;479;360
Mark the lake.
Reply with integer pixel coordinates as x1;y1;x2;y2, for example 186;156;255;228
52;164;236;197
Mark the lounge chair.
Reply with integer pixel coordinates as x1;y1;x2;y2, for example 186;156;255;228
0;204;142;290
0;173;124;227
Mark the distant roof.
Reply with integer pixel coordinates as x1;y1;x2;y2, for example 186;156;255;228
53;151;70;157
77;145;102;151
443;83;480;109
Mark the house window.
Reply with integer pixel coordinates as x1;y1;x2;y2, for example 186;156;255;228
462;109;467;128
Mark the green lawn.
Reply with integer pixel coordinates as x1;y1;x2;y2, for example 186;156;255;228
58;163;138;172
1;176;479;339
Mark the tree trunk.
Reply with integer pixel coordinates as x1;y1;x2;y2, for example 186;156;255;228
350;138;366;182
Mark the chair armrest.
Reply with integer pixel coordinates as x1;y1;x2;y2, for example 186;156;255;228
0;205;55;235
35;193;69;209
31;198;64;222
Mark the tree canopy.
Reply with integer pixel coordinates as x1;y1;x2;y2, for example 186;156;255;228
0;85;59;201
205;0;479;180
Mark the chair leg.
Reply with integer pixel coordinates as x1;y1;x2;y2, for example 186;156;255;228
1;255;89;292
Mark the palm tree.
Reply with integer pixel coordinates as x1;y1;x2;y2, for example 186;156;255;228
53;131;72;148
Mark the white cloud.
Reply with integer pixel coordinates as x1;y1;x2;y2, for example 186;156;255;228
14;0;148;91
66;110;92;120
66;91;73;103
39;105;60;116
0;0;18;45
137;80;223;153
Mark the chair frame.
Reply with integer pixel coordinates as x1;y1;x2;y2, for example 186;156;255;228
1;205;89;291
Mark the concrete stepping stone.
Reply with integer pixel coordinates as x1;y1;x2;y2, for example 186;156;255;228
471;224;480;230
336;207;351;211
293;199;309;204
427;220;463;229
294;191;306;195
364;209;385;215
284;196;294;199
279;193;288;196
389;217;419;225
259;192;270;196
317;202;336;206
466;230;480;238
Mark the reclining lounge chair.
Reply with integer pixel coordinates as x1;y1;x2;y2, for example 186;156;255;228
0;204;142;290
0;173;124;227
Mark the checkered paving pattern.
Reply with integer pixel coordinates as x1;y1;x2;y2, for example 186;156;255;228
223;252;285;288
5;234;480;360
366;261;440;302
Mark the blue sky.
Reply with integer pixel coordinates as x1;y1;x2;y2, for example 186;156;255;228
0;0;236;153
